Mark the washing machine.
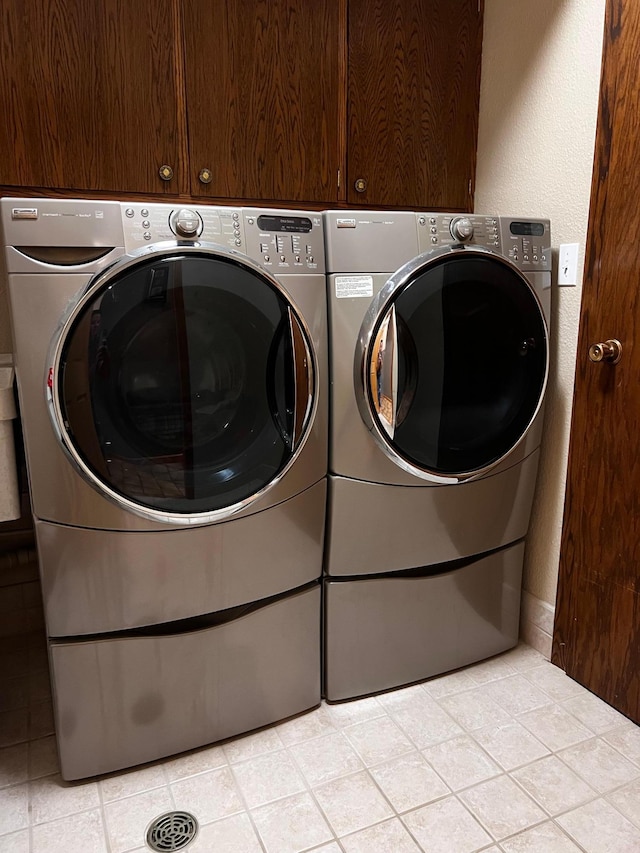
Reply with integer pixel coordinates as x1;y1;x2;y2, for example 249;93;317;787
323;211;550;701
0;198;328;779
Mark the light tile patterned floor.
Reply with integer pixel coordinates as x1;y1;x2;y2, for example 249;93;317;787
1;633;640;853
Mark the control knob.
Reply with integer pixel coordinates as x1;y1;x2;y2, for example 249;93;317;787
450;217;474;242
170;208;203;239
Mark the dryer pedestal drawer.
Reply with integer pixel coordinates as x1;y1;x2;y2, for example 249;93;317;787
325;454;538;576
323;544;523;702
50;585;320;780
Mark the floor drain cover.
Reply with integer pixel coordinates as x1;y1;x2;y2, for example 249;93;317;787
146;811;199;851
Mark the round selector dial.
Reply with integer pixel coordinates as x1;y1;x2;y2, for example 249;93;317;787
169;208;203;239
450;216;474;242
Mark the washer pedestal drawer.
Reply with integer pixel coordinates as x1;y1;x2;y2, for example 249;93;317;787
50;584;320;780
323;544;523;702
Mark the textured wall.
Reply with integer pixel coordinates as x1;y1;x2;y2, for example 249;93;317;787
475;0;606;604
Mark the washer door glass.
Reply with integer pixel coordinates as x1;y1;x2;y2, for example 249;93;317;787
362;252;548;479
53;251;315;519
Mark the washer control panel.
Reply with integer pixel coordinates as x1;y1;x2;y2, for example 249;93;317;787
121;204;244;252
416;214;551;272
121;204;324;272
242;209;325;273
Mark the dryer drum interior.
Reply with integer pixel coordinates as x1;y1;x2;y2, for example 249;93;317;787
360;252;548;480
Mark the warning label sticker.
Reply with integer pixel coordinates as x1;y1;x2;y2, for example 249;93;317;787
335;275;374;298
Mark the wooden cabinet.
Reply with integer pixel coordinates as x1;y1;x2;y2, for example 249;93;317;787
347;0;483;210
0;0;482;211
183;0;342;204
0;0;186;195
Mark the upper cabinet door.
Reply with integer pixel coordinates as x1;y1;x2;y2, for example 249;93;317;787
184;0;343;203
347;0;483;210
0;0;186;195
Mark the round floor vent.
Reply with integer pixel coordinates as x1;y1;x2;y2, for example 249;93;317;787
146;811;199;851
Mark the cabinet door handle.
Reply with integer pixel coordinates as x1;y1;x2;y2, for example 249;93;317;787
354;177;367;193
198;168;213;185
158;165;174;181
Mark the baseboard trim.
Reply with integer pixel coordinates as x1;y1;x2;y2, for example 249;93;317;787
520;590;554;659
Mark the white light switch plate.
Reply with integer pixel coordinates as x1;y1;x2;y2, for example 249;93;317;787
558;243;579;286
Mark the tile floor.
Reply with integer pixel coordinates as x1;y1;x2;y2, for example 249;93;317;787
1;633;640;853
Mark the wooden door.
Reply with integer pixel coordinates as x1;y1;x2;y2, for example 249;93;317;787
553;0;640;723
0;0;187;195
183;0;343;204
346;0;483;210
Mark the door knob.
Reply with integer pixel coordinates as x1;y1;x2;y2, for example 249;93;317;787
588;339;622;363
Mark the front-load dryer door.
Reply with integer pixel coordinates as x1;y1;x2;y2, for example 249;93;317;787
47;245;317;524
356;246;548;483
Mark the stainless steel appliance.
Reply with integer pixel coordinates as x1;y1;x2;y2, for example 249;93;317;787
1;199;328;779
323;211;551;701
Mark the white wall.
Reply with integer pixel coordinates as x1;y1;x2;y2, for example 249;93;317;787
475;0;606;605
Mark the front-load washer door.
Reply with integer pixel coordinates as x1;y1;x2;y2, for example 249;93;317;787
47;244;317;524
355;246;548;483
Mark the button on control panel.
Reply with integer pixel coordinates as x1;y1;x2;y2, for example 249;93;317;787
170;208;203;239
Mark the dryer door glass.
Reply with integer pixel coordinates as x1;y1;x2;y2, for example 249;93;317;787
367;253;547;477
55;252;315;518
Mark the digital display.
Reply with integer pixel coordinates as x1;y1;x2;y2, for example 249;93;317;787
510;221;545;237
257;215;313;233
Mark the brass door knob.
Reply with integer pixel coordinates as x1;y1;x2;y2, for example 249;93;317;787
158;165;174;181
198;168;213;184
588;339;622;363
354;177;367;193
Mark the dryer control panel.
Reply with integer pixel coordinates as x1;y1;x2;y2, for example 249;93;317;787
416;214;551;272
499;218;552;272
417;213;502;252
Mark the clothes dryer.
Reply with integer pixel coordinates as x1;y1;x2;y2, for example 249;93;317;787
323;211;550;701
1;199;328;778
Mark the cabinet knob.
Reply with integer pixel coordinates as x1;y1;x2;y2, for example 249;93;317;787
158;165;174;182
354;177;367;193
199;168;213;185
